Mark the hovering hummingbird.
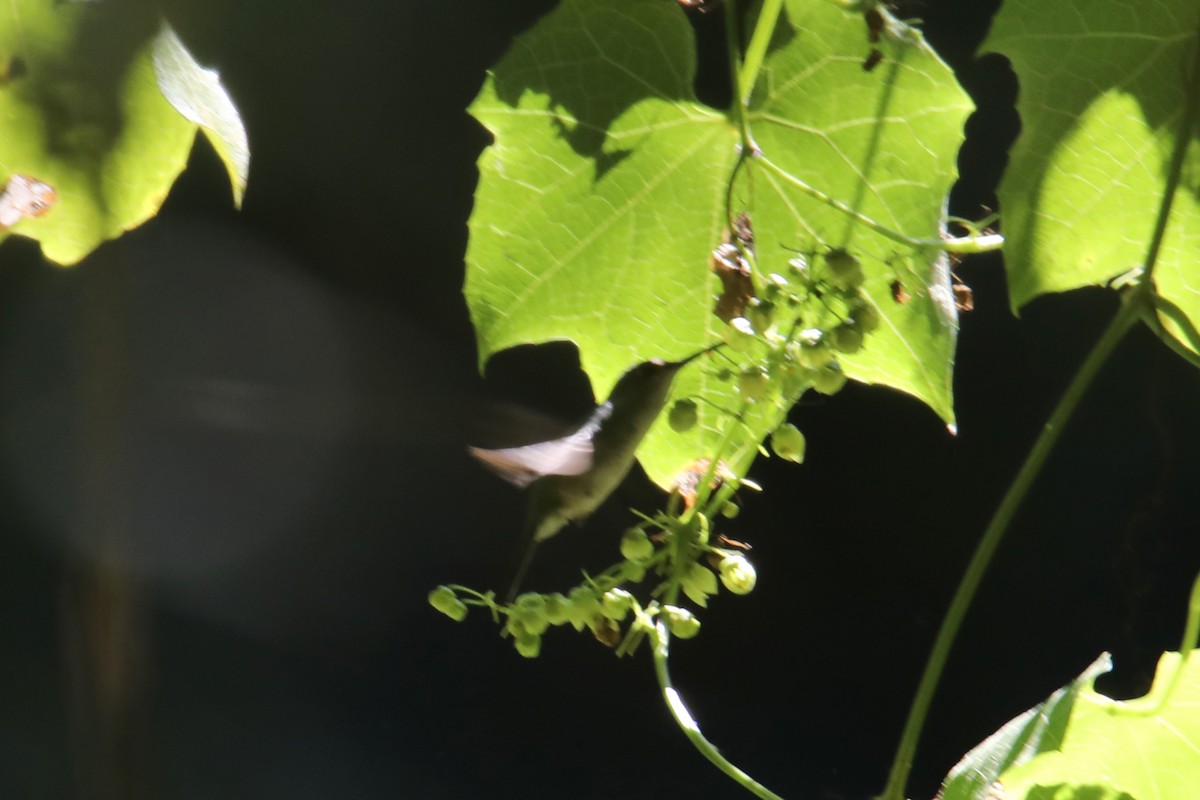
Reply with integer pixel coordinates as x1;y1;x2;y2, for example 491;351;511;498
469;346;717;600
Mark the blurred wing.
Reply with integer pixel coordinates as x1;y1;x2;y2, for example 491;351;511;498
468;429;594;488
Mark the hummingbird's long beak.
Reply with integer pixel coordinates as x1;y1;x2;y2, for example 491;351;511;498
671;341;724;367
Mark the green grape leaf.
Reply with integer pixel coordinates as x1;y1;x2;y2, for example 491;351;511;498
466;0;971;487
741;1;969;426
938;653;1112;800
982;0;1200;356
995;649;1200;800
0;4;247;265
151;24;250;208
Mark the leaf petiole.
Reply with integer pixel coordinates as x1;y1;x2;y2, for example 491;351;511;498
737;0;784;109
759;156;1004;254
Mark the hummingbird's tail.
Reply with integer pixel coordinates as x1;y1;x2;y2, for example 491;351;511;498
505;537;539;603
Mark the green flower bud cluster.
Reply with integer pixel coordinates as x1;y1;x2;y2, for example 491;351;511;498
675;547;759;608
482;580;658;658
505;590;581;657
715;246;882;410
430;491;763;657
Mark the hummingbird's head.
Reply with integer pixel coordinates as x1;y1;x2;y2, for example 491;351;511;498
606;345;721;407
605;358;685;408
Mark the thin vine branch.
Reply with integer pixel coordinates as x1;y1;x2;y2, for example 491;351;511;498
1182;570;1200;654
724;0;762;229
650;618;786;800
725;0;754;154
939;233;1004;254
1140;22;1200;284
878;285;1146;800
737;0;783;108
881;27;1200;797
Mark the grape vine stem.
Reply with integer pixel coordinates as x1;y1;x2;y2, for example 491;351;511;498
881;23;1200;799
651;619;786;800
879;285;1145;800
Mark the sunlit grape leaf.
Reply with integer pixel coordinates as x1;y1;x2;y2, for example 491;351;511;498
151;24;249;208
740;0;969;425
466;0;971;487
938;653;1112;800
0;3;247;265
996;649;1200;800
982;0;1200;356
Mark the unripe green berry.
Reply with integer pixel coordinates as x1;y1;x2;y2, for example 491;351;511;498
783;366;814;398
797;327;823;347
725;317;756;352
543;593;570;626
623;561;647;582
515;632;542;658
514;593;550;635
803;343;836;369
515;592;544;610
771;423;806;463
812;361;848;395
518;613;549;636
850;299;880;333
601;588;634;621
747;299;775;334
831;323;864;354
719;554;757;595
428;586;468;622
668;399;698;433
720;501;740;519
738;366;770;401
664;605;701;639
621;528;655;561
825;248;864;290
590;616;622;648
788;255;810;280
795;329;833;369
566;586;601;629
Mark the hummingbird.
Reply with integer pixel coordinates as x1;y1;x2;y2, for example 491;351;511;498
469;346;717;600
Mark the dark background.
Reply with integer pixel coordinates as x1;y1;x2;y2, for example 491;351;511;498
2;1;1198;798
